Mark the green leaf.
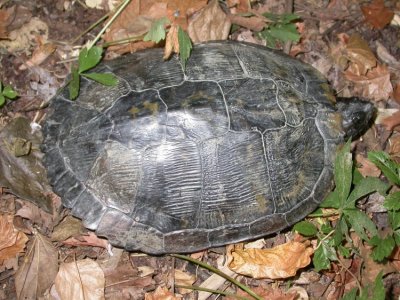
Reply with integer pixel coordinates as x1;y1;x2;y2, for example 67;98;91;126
389;211;400;230
345;177;389;208
368;151;400;185
178;27;192;69
143;17;169;43
333;217;348;246
82;72;119;86
341;287;357;300
335;141;353;207
3;85;18;99
293;221;318;236
321;223;333;235
394;230;400;245
372;271;385;300
78;46;103;73
338;245;351;258
281;13;301;23
370;235;395;262
68;68;80;100
352;167;364;185
268;23;300;43
0;94;5;106
313;240;337;272
320;190;340;208
384;191;400;211
344;209;377;241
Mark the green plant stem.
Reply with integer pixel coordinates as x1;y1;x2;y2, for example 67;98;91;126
315;230;335;250
101;35;144;47
171;254;263;300
87;0;132;50
175;284;252;300
70;13;109;45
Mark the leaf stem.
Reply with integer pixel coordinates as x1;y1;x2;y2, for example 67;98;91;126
87;0;132;50
171;254;263;300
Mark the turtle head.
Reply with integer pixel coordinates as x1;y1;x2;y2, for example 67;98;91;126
336;97;376;140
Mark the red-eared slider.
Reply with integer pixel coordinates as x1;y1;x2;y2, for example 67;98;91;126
42;41;374;254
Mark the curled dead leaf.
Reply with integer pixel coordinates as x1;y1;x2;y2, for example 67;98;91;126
55;259;105;300
345;34;377;76
345;64;392;101
145;286;180;300
361;0;394;29
0;214;28;262
164;23;179;60
228;241;314;279
175;269;196;294
15;231;58;299
356;154;381;178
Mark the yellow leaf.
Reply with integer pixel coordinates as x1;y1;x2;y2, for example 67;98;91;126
228;241;313;279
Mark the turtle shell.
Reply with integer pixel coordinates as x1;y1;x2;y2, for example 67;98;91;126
42;41;343;254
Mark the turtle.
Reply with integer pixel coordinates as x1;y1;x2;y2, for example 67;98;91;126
42;41;374;254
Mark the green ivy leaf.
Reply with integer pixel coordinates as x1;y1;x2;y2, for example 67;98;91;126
384;191;400;211
370;235;395;262
341;287;357;300
0;94;5;106
344;209;377;241
335;140;353;207
268;23;300;43
338;245;351;258
78;46;103;73
293;221;318;236
368;151;400;186
372;271;385;300
313;240;337;272
178;27;192;69
333;217;348;246
389;210;400;230
345;177;389;209
3;85;18;99
83;72;119;86
69;67;80;100
144;17;169;43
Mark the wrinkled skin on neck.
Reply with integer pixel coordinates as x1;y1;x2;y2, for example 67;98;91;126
336;97;376;140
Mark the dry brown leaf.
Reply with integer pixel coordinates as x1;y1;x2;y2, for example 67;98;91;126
15;231;58;299
345;34;377;76
355;154;381;178
19;42;56;70
226;0;251;13
226;285;297;300
228;14;266;32
361;0;394;29
174;269;196;294
105;262;155;299
381;110;400;131
55;259;105;300
145;286;181;300
389;134;400;161
0;214;28;261
51;215;85;241
393;82;400;104
187;0;231;43
345;64;392;101
0;7;13;39
15;198;56;231
164;23;180;60
103;0;207;54
62;231;109;249
228;241;313;279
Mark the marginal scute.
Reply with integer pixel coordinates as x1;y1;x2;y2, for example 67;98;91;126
42;41;347;254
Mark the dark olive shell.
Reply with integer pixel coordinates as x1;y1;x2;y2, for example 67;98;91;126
42;41;343;254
